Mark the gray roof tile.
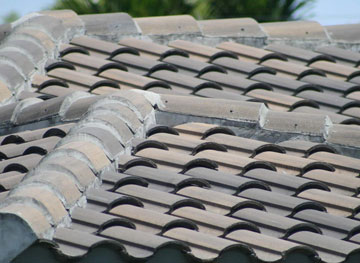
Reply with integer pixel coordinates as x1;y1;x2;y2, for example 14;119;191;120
262;21;328;39
325;23;360;42
80;12;140;39
135;15;200;35
199;18;265;37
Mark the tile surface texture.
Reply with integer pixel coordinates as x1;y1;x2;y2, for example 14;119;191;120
1;9;360;263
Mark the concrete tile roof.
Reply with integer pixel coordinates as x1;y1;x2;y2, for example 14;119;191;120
0;10;360;263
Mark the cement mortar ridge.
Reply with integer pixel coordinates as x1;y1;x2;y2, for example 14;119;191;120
0;90;156;262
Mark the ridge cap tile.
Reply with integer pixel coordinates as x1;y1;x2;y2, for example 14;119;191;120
80;12;139;40
135;15;201;35
261;20;328;40
198;17;266;38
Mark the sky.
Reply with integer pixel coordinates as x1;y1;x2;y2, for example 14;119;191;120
0;0;360;25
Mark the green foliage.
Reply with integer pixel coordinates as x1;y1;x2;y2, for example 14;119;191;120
52;0;314;22
2;11;20;23
196;0;315;22
52;0;194;17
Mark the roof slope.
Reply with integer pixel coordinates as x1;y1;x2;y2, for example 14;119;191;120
0;10;360;263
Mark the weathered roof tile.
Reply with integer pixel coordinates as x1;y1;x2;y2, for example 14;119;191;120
199;18;265;37
80;12;139;39
10;185;67;224
262;21;327;39
158;94;264;122
135;15;200;35
262;110;330;135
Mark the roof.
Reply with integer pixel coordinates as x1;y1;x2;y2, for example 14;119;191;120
1;9;360;263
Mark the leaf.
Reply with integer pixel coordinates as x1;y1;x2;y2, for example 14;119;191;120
50;0;314;22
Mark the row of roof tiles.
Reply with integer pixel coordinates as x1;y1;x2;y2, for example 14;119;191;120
0;89;359;153
3;120;360;197
1;85;360;262
1;10;360;104
16;120;360;263
2;11;360;42
0;12;359;147
3;35;360;126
